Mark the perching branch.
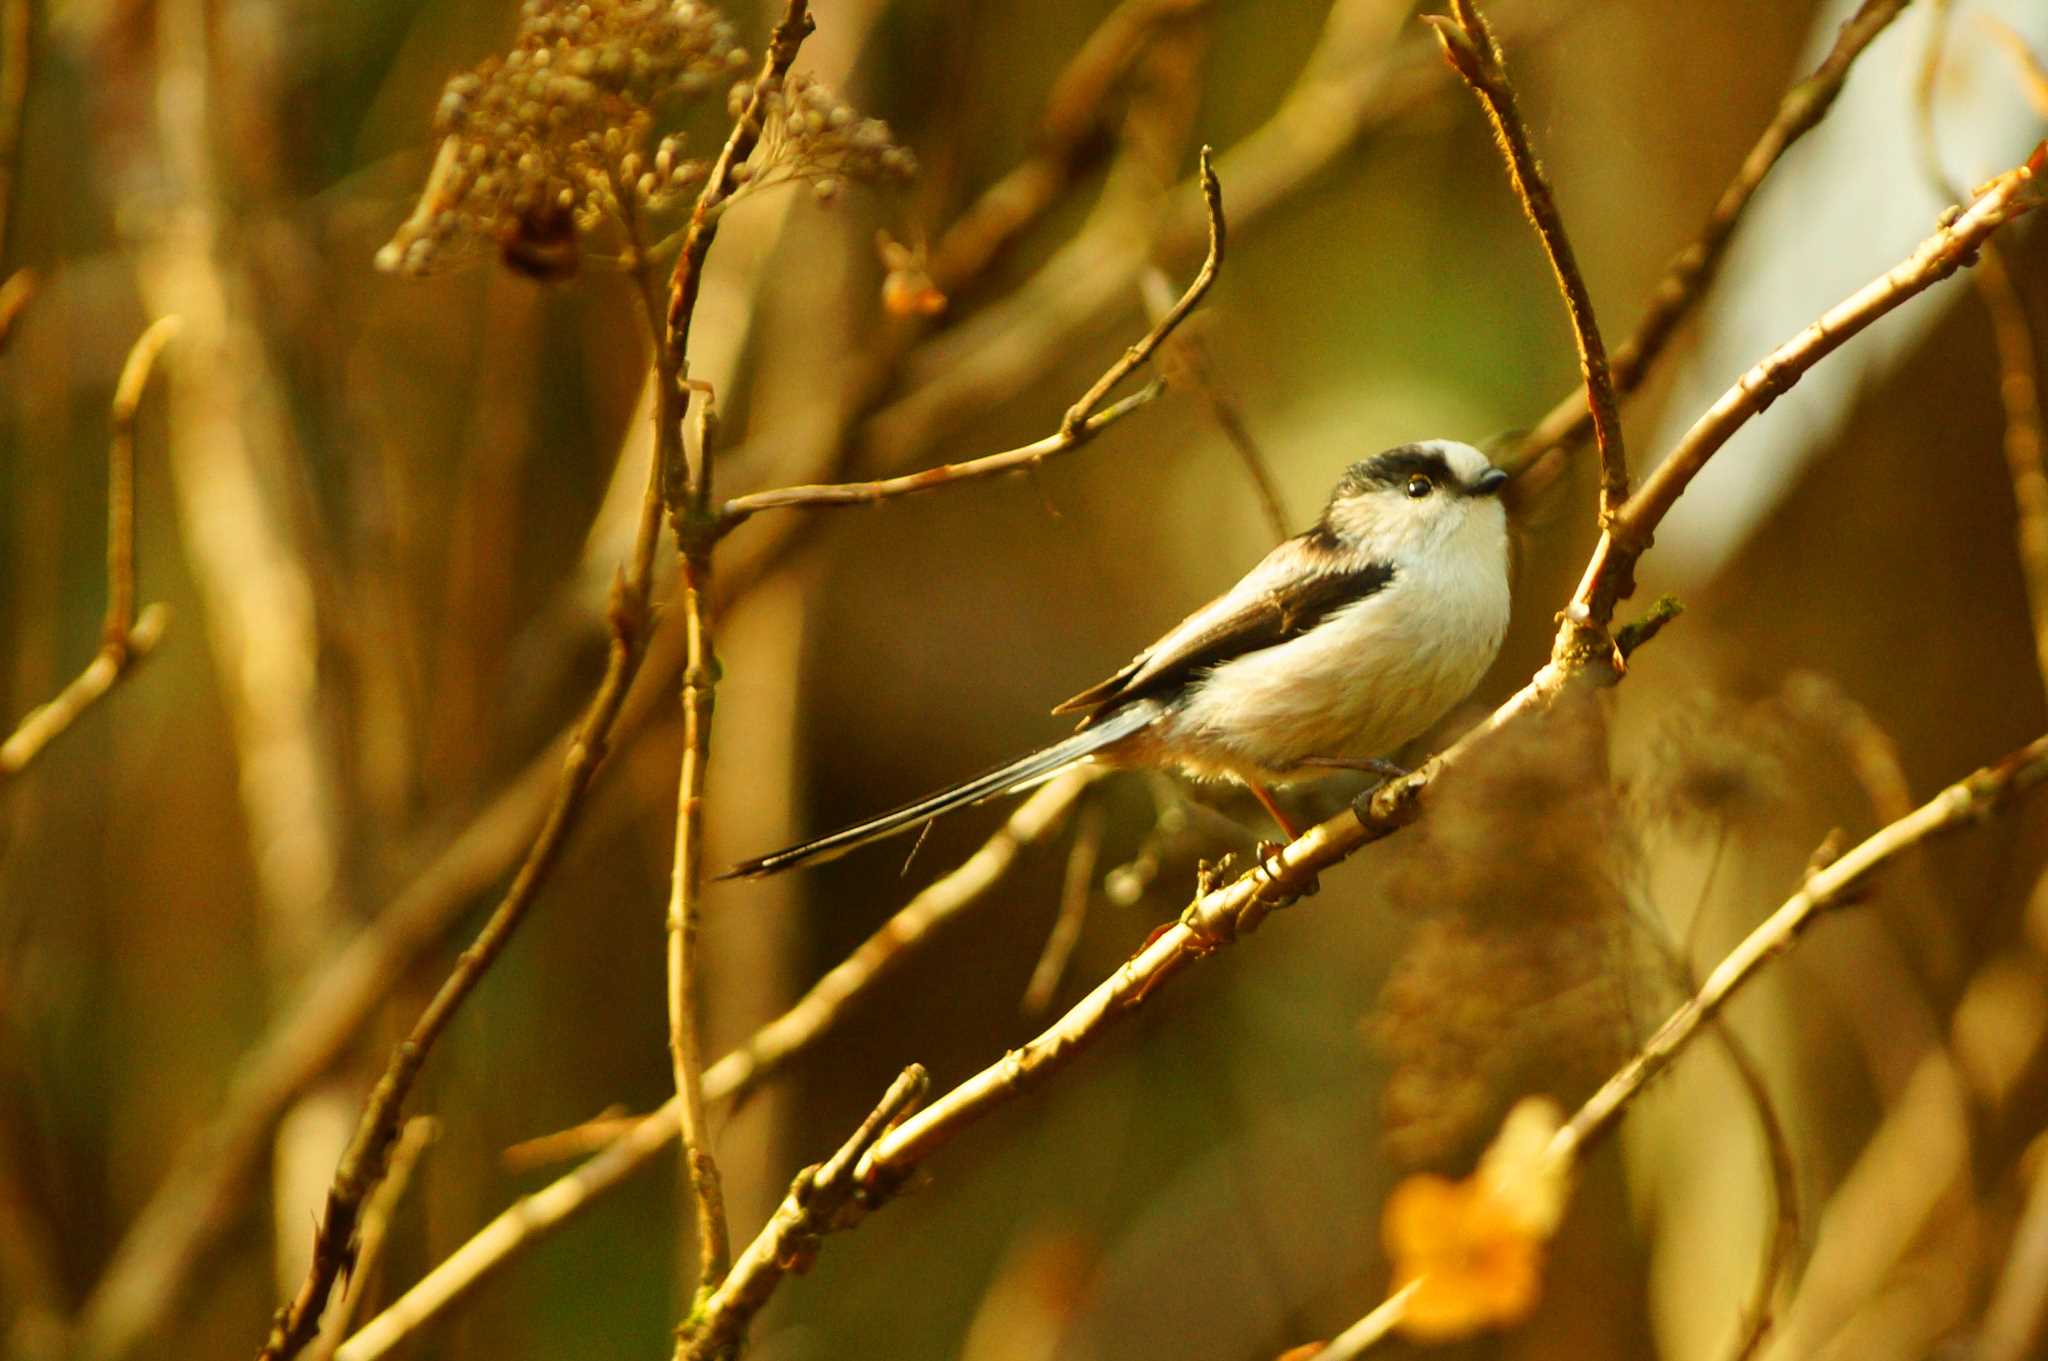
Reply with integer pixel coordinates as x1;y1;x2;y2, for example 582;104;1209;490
1508;0;1913;472
1426;0;1628;522
1;316;178;784
333;770;1103;1361
680;1067;930;1361
841;135;2048;1255
716;145;1225;531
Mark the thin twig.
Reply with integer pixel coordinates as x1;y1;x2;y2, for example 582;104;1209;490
680;1067;930;1361
722;385;1162;524
304;1119;436;1361
1507;0;1913;473
670;395;729;1304
717;146;1226;530
334;769;1102;1361
1062;146;1223;437
655;5;824;1304
1427;0;1627;520
1914;0;2048;699
663;0;813;397
1141;266;1291;542
1554;733;2048;1161
1;316;179;783
1313;1282;1419;1361
1023;793;1106;1017
1567;147;2046;637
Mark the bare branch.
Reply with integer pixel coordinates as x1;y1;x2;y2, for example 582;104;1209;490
333;771;1101;1361
680;1067;930;1361
717;146;1225;530
1;316;179;784
1427;0;1627;520
1508;0;1912;472
1568;147;2046;635
1554;733;2048;1160
670;397;729;1302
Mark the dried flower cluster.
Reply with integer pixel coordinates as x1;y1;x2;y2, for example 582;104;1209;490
731;73;917;202
377;3;917;279
378;0;745;277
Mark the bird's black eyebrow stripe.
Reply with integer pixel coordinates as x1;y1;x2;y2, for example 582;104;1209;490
1338;446;1458;494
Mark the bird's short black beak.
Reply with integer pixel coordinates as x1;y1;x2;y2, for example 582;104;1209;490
1473;467;1510;497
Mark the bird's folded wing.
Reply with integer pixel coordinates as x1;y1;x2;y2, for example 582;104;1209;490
1055;536;1396;725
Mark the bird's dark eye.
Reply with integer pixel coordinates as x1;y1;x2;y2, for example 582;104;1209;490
1405;475;1434;499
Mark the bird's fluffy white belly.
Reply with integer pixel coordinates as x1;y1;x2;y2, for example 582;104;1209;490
1158;556;1509;785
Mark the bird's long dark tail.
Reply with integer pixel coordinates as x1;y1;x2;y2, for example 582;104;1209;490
720;700;1163;880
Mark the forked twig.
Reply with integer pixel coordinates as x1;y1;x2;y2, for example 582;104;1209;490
717;147;1226;530
1;316;179;783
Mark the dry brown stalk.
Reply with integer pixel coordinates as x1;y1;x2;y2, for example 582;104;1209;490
1426;0;1627;520
671;396;730;1303
303;1118;435;1361
680;1067;930;1361
0;316;178;783
1509;0;1914;472
333;770;1099;1361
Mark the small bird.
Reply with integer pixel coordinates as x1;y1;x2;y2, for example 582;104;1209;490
725;439;1513;879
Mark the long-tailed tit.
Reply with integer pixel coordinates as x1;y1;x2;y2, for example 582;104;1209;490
726;439;1512;879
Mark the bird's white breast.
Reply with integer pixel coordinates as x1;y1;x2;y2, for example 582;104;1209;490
1158;509;1510;784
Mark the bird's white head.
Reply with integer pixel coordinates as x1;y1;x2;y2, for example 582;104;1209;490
1317;439;1510;562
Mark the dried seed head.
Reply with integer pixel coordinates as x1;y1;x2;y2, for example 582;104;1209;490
381;0;743;276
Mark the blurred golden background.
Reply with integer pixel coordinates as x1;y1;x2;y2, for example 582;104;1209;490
2;1;2047;1359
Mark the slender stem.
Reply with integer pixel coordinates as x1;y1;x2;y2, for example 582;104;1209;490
1570;151;2046;632
681;1069;929;1361
1059;146;1222;437
1428;1;1626;520
1;317;179;784
1508;0;1912;470
670;406;728;1303
719;384;1163;525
